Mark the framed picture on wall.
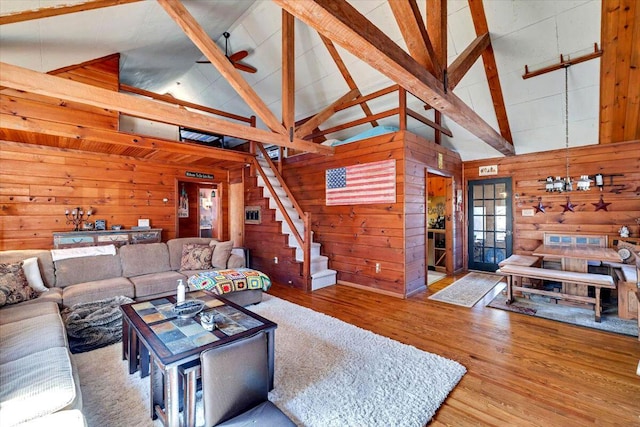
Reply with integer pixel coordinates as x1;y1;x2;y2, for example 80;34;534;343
95;219;106;230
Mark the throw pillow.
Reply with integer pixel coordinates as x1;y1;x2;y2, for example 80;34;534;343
0;261;39;307
22;257;48;292
617;240;640;265
211;240;234;269
180;244;213;270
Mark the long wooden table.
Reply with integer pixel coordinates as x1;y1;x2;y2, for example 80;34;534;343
532;244;621;296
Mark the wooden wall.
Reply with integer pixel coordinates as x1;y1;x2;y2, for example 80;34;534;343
600;0;640;144
404;132;463;295
463;140;640;258
244;130;462;297
0;141;233;250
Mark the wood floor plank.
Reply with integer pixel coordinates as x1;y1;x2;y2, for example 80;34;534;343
267;275;640;426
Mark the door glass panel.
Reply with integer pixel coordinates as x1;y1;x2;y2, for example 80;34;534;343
484;201;495;215
484;185;494;199
473;186;484;199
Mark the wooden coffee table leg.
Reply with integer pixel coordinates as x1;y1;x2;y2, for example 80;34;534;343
140;344;150;378
150;356;163;420
128;329;139;375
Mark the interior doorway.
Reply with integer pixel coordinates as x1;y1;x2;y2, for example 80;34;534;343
426;173;453;277
176;180;220;238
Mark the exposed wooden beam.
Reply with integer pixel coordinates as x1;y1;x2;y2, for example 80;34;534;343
468;0;513;145
306;108;399;140
388;0;442;79
318;34;379;127
120;84;253;124
0;0;142;25
427;0;447;68
275;0;514;156
427;0;447;145
295;88;359;138
282;10;295;133
336;85;399;112
0;62;333;155
523;44;602;79
448;32;490;89
0;114;254;164
406;108;453;137
157;0;287;136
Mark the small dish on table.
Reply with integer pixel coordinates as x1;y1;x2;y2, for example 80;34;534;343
172;300;205;318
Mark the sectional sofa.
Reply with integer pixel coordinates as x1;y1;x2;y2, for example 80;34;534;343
0;237;258;426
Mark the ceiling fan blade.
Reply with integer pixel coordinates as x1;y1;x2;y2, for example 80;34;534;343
233;62;257;74
196;60;211;64
228;50;249;62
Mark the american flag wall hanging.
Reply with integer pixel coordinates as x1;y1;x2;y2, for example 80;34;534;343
325;159;396;206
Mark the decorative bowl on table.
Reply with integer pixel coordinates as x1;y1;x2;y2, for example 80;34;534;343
172;300;205;318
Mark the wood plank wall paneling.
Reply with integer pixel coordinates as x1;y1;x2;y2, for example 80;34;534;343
0;140;232;250
463;140;640;258
600;0;640;143
243;131;462;297
404;132;463;295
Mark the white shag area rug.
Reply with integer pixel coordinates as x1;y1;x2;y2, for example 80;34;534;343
428;272;503;307
74;294;466;427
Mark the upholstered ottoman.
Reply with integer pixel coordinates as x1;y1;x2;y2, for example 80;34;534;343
187;268;271;306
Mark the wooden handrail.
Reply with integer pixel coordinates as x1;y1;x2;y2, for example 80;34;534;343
255;144;306;221
305;108;399;140
303;212;312;289
119;83;254;124
252;156;304;250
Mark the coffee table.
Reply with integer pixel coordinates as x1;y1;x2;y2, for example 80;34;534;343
120;290;277;427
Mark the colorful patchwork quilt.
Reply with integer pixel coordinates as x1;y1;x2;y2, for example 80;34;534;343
187;268;271;295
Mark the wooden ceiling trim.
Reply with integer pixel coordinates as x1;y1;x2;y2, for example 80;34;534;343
157;0;287;137
335;84;399;112
467;0;513;145
295;88;359;138
305;108;399;140
388;0;442;79
406;108;452;137
0;0;142;25
600;0;640;143
318;34;379;127
0;62;333;155
275;0;514;156
282;10;295;132
447;32;490;90
0;114;254;166
120;84;252;124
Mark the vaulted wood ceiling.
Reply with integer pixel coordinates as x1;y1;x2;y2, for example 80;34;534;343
1;0;638;163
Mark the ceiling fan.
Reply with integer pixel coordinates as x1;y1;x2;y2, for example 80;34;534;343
197;32;257;74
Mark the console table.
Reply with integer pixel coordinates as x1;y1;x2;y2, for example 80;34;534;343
53;229;162;249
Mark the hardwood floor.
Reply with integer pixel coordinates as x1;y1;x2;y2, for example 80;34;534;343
267;274;640;426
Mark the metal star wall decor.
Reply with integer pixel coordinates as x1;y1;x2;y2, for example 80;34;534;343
533;197;547;213
560;196;576;212
592;194;612;211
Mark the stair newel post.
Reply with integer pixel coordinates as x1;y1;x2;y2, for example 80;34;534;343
303;212;312;290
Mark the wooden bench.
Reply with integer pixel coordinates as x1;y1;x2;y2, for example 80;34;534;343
498;255;542;293
497;264;615;322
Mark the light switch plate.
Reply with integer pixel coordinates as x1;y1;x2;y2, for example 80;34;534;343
522;208;535;217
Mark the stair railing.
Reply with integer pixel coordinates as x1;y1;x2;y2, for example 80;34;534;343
253;144;312;286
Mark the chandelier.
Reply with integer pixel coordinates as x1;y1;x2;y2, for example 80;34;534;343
543;66;601;193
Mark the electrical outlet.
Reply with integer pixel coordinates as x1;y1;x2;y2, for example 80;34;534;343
273;257;278;264
375;263;381;273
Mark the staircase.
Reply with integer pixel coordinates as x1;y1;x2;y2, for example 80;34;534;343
256;158;337;290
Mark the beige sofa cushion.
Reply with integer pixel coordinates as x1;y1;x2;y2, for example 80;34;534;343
120;243;170;277
0;300;59;325
62;277;134;308
129;271;186;298
0;313;67;364
210;240;233;269
54;254;122;288
0;347;76;427
0;250;55;288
